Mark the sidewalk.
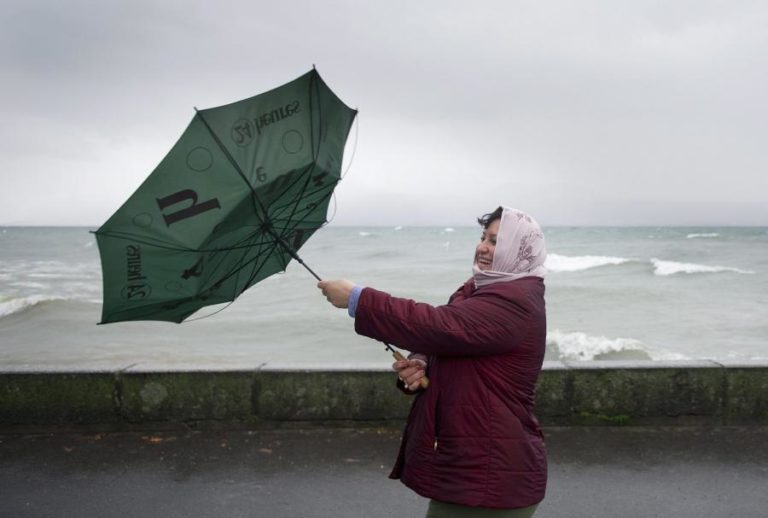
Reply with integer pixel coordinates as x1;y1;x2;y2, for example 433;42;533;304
1;426;767;517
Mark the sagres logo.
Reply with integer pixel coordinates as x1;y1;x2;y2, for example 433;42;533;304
231;101;301;146
121;245;152;300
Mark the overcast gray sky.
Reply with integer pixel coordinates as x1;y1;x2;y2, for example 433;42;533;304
1;0;765;226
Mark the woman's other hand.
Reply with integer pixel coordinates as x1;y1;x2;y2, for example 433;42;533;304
317;279;355;308
393;355;428;391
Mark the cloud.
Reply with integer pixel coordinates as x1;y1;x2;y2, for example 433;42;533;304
1;0;766;225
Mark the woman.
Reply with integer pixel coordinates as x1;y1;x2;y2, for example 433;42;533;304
318;206;547;517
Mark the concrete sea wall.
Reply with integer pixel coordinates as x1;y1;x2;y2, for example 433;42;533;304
1;361;767;430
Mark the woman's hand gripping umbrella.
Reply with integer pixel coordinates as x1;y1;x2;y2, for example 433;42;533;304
318;279;430;391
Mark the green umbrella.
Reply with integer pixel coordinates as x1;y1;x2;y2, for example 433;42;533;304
94;69;357;324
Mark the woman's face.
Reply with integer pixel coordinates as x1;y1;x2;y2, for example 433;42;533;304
475;218;499;271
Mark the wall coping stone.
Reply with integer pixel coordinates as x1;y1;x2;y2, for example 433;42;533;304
2;361;766;429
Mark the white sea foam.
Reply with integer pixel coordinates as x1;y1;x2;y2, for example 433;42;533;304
443;228;455;233
651;258;755;276
27;271;96;280
545;253;631;272
0;295;64;318
358;231;371;237
547;330;648;361
27;273;81;279
546;330;688;361
9;281;49;290
394;226;403;231
686;233;719;239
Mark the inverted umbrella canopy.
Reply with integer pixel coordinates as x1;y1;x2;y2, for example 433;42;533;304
94;69;357;323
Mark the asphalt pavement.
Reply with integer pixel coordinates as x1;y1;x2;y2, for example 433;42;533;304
1;426;767;518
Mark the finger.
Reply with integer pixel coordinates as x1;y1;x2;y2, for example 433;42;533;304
401;366;424;378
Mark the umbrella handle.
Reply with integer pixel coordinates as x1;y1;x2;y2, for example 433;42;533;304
389;346;430;389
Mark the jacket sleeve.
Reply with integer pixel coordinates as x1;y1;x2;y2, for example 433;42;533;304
353;286;533;357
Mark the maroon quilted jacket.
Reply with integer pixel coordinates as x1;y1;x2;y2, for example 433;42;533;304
354;276;547;509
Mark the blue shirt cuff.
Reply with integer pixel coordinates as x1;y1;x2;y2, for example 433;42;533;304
347;285;364;318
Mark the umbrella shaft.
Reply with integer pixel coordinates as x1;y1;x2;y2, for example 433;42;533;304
267;228;322;281
299;261;322;282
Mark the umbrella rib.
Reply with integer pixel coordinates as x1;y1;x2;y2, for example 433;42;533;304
310;69;321;161
268;182;337;224
96;229;277;254
93;230;199;252
273;72;323;226
241;245;285;295
277;71;321;226
195;108;320;278
198;71;331;282
238;70;336;293
197;235;274;298
200;226;281;287
268;164;317;227
207;238;279;298
266;165;333;222
238;232;280;293
194;108;271;224
256;72;325;254
269;186;334;219
265;69;322;242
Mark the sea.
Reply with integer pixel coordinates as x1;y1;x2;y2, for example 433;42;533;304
1;225;766;371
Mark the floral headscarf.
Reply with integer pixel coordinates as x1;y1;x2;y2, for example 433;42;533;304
472;207;547;287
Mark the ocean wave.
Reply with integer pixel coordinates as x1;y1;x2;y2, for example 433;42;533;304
8;281;49;289
545;253;631;272
26;271;98;281
4;261;97;277
547;330;651;361
362;250;402;260
686;233;719;239
651;258;755;276
0;295;65;318
548;330;690;361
